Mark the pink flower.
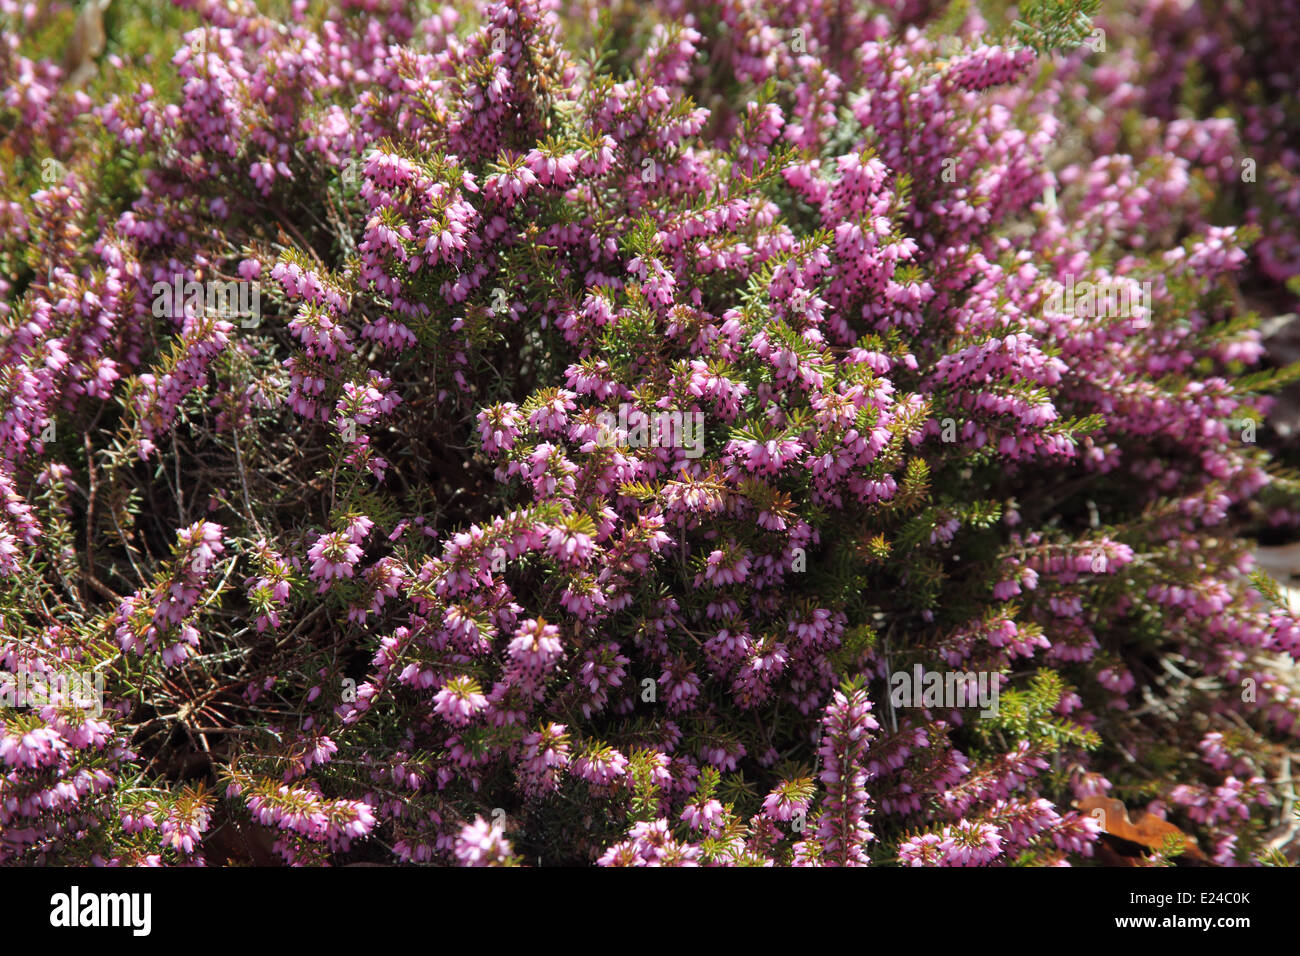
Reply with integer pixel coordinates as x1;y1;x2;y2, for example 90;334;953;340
433;677;489;727
454;817;515;866
307;530;363;589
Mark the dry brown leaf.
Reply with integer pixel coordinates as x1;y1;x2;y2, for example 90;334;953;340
61;0;111;89
1076;796;1208;863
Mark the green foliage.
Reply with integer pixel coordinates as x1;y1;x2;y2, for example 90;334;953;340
1009;0;1101;54
981;671;1100;751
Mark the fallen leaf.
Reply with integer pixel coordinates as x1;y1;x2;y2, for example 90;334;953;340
1076;796;1208;864
61;0;112;89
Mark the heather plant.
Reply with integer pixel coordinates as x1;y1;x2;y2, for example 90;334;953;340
2;0;1299;868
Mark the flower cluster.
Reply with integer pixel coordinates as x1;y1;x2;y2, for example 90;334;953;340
1;0;1299;867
